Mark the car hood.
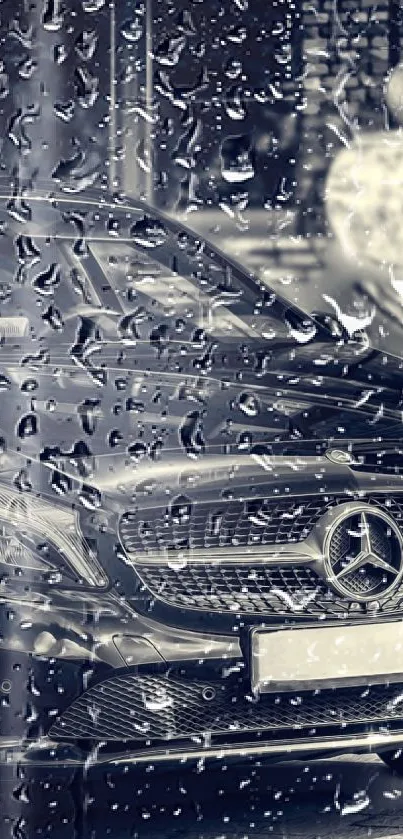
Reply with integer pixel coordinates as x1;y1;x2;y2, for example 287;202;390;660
0;188;401;513
1;332;402;514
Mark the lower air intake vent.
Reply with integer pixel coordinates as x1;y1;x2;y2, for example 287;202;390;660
50;675;403;742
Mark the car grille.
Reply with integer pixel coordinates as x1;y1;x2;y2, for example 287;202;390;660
120;494;403;618
50;675;403;742
119;495;330;557
135;562;403;617
138;564;329;614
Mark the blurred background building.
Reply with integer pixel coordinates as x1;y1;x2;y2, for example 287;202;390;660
112;0;401;233
0;0;401;257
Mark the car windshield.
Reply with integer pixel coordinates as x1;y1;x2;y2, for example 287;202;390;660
0;188;332;356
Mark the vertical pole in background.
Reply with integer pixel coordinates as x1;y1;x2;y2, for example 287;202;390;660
108;0;117;191
119;0;154;202
145;0;153;204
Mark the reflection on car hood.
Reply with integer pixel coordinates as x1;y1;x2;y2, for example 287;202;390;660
0;189;401;512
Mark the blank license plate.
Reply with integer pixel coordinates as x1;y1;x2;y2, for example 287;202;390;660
251;622;403;693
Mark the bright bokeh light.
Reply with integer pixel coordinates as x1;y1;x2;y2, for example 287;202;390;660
325;131;403;269
385;63;403;124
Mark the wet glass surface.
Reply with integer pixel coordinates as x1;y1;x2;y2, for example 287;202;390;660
0;1;403;838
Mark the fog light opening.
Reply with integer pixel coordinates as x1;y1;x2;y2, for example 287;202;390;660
202;686;216;702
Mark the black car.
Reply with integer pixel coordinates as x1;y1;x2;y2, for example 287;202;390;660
1;186;403;836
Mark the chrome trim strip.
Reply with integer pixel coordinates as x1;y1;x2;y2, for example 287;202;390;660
129;547;321;566
106;730;403;766
6;729;403;767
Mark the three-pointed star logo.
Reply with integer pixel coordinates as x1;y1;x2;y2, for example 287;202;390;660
334;511;398;581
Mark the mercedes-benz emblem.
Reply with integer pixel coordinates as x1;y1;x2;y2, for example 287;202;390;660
323;505;403;602
326;449;355;465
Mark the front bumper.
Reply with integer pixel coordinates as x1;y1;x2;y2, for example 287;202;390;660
2;593;403;768
0;592;242;753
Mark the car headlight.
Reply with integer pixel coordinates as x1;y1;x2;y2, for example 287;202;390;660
0;483;107;588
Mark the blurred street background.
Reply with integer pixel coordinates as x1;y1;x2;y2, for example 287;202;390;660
1;0;401;338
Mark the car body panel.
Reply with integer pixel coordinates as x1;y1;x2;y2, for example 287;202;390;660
0;188;403;764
